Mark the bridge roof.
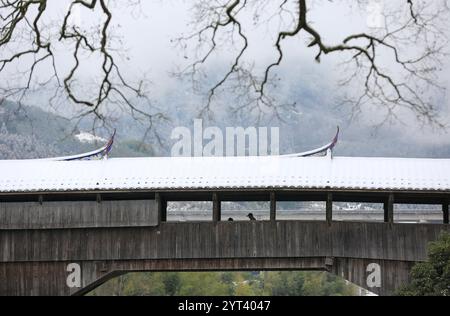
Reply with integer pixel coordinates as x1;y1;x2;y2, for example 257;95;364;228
0;155;449;194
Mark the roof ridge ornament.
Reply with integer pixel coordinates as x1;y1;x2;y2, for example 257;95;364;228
39;126;338;161
281;126;339;158
45;130;116;161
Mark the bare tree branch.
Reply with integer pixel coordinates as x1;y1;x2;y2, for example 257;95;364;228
175;0;449;126
1;0;448;132
0;0;162;137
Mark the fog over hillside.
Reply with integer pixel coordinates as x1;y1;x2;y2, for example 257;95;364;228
2;74;449;160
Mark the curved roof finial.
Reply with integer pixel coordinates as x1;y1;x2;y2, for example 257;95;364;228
45;129;116;161
282;126;340;158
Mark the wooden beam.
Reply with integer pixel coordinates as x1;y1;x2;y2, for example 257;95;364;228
1;189;449;205
384;194;394;224
155;193;167;224
213;193;221;222
270;192;276;221
326;193;333;225
443;201;449;224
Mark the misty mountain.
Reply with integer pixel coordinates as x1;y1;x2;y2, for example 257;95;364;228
1;90;450;160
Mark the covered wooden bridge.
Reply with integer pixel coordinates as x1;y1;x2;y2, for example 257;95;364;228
0;136;449;295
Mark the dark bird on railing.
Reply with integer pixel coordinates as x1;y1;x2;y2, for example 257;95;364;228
228;218;234;221
247;213;256;221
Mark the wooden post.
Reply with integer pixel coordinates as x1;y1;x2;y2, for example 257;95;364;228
213;193;221;222
443;201;449;224
326;193;333;225
155;193;167;225
270;192;276;222
384;194;394;224
161;200;167;222
96;194;102;204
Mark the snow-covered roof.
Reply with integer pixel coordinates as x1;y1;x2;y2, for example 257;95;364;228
0;154;449;193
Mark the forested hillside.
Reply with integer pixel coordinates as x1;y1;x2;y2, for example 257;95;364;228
0;101;155;159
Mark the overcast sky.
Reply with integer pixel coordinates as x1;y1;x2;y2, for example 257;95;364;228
76;1;450;145
2;0;450;149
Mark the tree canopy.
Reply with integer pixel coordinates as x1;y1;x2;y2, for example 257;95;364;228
398;232;450;296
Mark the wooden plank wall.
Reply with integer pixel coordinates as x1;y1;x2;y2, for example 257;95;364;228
0;200;158;229
0;196;448;296
1;221;448;263
1;221;448;296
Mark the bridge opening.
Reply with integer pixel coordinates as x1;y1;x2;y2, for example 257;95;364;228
221;201;270;221
333;202;384;222
394;204;443;224
86;271;366;296
166;201;212;222
276;201;326;221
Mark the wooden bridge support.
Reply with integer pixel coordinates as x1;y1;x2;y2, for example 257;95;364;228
384;194;394;224
156;193;167;225
270;192;276;221
1;216;448;296
2;192;450;296
0;257;417;296
443;201;449;225
326;193;333;225
213;193;221;222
